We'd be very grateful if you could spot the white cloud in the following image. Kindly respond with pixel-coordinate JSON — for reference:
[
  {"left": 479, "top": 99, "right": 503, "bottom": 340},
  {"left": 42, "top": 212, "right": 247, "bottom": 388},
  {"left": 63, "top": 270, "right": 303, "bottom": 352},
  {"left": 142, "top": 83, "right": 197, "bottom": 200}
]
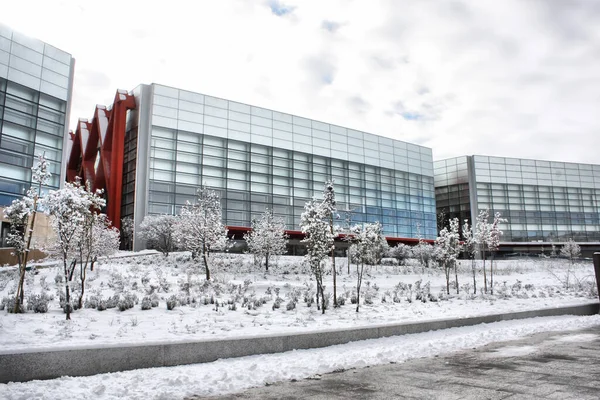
[{"left": 3, "top": 0, "right": 600, "bottom": 164}]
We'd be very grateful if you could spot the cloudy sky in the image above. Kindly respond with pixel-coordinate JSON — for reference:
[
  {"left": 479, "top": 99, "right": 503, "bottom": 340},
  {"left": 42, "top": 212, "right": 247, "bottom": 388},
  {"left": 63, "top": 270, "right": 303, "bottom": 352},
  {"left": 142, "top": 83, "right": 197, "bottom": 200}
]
[{"left": 3, "top": 0, "right": 600, "bottom": 164}]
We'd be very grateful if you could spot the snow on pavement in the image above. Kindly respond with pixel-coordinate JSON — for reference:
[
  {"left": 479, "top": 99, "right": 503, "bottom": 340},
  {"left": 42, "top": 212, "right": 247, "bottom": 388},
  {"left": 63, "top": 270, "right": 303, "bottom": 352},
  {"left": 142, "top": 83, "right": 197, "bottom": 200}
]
[{"left": 2, "top": 314, "right": 599, "bottom": 400}]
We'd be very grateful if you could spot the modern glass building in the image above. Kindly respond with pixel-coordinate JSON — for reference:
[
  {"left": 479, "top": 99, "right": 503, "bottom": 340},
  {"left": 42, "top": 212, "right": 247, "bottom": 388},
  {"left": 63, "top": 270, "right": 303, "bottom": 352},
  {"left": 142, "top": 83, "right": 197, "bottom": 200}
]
[
  {"left": 99, "top": 84, "right": 437, "bottom": 251},
  {"left": 0, "top": 24, "right": 75, "bottom": 250},
  {"left": 435, "top": 155, "right": 600, "bottom": 252}
]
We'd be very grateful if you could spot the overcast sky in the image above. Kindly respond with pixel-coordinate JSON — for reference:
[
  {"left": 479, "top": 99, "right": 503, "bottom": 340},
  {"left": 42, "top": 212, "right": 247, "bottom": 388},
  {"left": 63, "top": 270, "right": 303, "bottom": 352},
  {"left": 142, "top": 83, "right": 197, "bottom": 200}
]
[{"left": 3, "top": 0, "right": 600, "bottom": 164}]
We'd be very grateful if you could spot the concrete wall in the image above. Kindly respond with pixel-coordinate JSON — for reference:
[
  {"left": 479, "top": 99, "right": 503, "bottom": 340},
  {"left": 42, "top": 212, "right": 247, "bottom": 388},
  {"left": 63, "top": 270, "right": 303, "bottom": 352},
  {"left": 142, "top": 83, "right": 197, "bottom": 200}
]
[{"left": 1, "top": 302, "right": 598, "bottom": 384}]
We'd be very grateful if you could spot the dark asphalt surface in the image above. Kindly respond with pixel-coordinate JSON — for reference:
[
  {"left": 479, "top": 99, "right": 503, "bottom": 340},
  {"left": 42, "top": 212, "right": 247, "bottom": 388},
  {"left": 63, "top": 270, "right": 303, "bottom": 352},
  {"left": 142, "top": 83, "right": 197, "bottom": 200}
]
[{"left": 193, "top": 324, "right": 600, "bottom": 400}]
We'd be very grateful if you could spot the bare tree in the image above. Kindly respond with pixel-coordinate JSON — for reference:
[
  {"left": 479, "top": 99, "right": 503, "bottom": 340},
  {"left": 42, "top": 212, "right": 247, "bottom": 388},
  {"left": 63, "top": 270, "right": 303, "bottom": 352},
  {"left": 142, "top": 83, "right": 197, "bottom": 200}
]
[
  {"left": 475, "top": 209, "right": 491, "bottom": 293},
  {"left": 44, "top": 180, "right": 104, "bottom": 320},
  {"left": 3, "top": 154, "right": 51, "bottom": 313},
  {"left": 139, "top": 215, "right": 178, "bottom": 256},
  {"left": 120, "top": 216, "right": 134, "bottom": 251},
  {"left": 351, "top": 222, "right": 384, "bottom": 312},
  {"left": 300, "top": 198, "right": 333, "bottom": 314},
  {"left": 487, "top": 212, "right": 507, "bottom": 295},
  {"left": 244, "top": 209, "right": 288, "bottom": 272},
  {"left": 175, "top": 186, "right": 228, "bottom": 280},
  {"left": 560, "top": 238, "right": 581, "bottom": 265},
  {"left": 462, "top": 219, "right": 478, "bottom": 294},
  {"left": 435, "top": 218, "right": 462, "bottom": 295}
]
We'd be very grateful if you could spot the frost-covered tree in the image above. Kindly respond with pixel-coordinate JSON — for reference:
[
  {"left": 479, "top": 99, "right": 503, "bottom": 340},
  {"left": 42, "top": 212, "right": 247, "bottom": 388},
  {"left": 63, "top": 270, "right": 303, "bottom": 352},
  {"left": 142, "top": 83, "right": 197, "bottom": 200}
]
[
  {"left": 388, "top": 243, "right": 411, "bottom": 265},
  {"left": 435, "top": 218, "right": 462, "bottom": 295},
  {"left": 487, "top": 212, "right": 506, "bottom": 295},
  {"left": 3, "top": 154, "right": 51, "bottom": 313},
  {"left": 340, "top": 204, "right": 356, "bottom": 274},
  {"left": 175, "top": 186, "right": 228, "bottom": 280},
  {"left": 90, "top": 214, "right": 120, "bottom": 269},
  {"left": 411, "top": 223, "right": 433, "bottom": 271},
  {"left": 462, "top": 219, "right": 478, "bottom": 294},
  {"left": 139, "top": 214, "right": 178, "bottom": 256},
  {"left": 560, "top": 238, "right": 581, "bottom": 265},
  {"left": 321, "top": 181, "right": 340, "bottom": 306},
  {"left": 351, "top": 222, "right": 384, "bottom": 312},
  {"left": 300, "top": 198, "right": 333, "bottom": 314},
  {"left": 244, "top": 209, "right": 288, "bottom": 271},
  {"left": 120, "top": 216, "right": 134, "bottom": 251},
  {"left": 75, "top": 210, "right": 119, "bottom": 308},
  {"left": 44, "top": 180, "right": 104, "bottom": 320},
  {"left": 475, "top": 209, "right": 491, "bottom": 293}
]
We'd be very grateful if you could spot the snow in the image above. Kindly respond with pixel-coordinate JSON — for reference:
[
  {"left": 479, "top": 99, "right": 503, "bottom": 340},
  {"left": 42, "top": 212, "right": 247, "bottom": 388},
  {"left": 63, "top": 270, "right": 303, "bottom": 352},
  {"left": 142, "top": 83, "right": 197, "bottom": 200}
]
[
  {"left": 0, "top": 254, "right": 597, "bottom": 354},
  {"left": 485, "top": 345, "right": 538, "bottom": 357},
  {"left": 1, "top": 314, "right": 599, "bottom": 399},
  {"left": 554, "top": 333, "right": 598, "bottom": 343}
]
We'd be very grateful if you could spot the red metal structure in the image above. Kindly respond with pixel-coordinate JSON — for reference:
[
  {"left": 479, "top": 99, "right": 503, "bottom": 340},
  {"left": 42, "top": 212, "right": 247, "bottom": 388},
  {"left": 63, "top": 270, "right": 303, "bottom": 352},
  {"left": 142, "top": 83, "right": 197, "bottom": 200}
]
[{"left": 66, "top": 90, "right": 136, "bottom": 230}]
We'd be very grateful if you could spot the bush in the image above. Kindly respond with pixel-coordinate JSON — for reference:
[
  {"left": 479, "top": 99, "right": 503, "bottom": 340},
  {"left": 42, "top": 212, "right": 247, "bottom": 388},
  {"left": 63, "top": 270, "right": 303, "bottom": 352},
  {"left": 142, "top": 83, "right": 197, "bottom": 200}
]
[
  {"left": 97, "top": 300, "right": 107, "bottom": 311},
  {"left": 166, "top": 295, "right": 178, "bottom": 310},
  {"left": 117, "top": 293, "right": 138, "bottom": 312},
  {"left": 141, "top": 296, "right": 153, "bottom": 310},
  {"left": 1, "top": 296, "right": 17, "bottom": 313},
  {"left": 27, "top": 293, "right": 53, "bottom": 313}
]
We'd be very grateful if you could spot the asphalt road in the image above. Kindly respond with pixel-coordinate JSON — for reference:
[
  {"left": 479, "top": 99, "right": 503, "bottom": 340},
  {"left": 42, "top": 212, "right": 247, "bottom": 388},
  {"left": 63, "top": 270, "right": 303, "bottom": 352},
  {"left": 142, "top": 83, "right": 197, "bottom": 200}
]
[{"left": 194, "top": 324, "right": 600, "bottom": 400}]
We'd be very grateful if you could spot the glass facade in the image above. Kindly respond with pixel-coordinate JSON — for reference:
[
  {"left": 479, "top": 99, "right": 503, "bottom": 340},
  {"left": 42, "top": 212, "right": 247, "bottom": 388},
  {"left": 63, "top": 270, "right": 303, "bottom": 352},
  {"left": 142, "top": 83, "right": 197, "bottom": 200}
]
[
  {"left": 0, "top": 24, "right": 74, "bottom": 206},
  {"left": 134, "top": 84, "right": 437, "bottom": 241},
  {"left": 435, "top": 155, "right": 600, "bottom": 242}
]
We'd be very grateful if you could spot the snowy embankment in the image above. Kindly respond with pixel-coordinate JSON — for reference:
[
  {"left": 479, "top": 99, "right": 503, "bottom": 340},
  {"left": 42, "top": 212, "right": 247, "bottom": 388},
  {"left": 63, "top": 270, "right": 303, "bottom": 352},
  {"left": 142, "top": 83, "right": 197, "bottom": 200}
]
[
  {"left": 1, "top": 314, "right": 599, "bottom": 400},
  {"left": 0, "top": 253, "right": 598, "bottom": 353}
]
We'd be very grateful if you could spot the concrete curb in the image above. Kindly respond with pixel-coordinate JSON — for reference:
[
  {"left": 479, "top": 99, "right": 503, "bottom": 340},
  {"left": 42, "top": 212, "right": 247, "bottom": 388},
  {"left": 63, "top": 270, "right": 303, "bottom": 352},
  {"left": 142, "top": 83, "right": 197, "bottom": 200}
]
[{"left": 1, "top": 302, "right": 598, "bottom": 384}]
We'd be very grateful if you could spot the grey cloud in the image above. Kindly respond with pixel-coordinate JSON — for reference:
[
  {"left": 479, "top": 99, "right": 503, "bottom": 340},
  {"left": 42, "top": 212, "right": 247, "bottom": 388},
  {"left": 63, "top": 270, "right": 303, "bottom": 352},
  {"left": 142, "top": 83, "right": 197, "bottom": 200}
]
[
  {"left": 347, "top": 96, "right": 371, "bottom": 114},
  {"left": 304, "top": 55, "right": 336, "bottom": 86},
  {"left": 370, "top": 55, "right": 409, "bottom": 70},
  {"left": 321, "top": 20, "right": 341, "bottom": 33}
]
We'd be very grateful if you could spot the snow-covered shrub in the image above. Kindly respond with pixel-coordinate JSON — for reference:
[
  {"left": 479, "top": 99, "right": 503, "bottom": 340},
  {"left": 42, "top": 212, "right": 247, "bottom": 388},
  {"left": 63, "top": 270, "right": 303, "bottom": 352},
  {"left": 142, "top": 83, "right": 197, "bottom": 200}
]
[
  {"left": 178, "top": 294, "right": 190, "bottom": 306},
  {"left": 380, "top": 258, "right": 398, "bottom": 266},
  {"left": 414, "top": 281, "right": 431, "bottom": 303},
  {"left": 1, "top": 296, "right": 16, "bottom": 312},
  {"left": 106, "top": 294, "right": 120, "bottom": 309},
  {"left": 108, "top": 272, "right": 125, "bottom": 294},
  {"left": 151, "top": 294, "right": 160, "bottom": 307},
  {"left": 117, "top": 293, "right": 138, "bottom": 311},
  {"left": 166, "top": 295, "right": 178, "bottom": 310},
  {"left": 140, "top": 296, "right": 153, "bottom": 310},
  {"left": 272, "top": 297, "right": 283, "bottom": 310},
  {"left": 39, "top": 276, "right": 50, "bottom": 291},
  {"left": 26, "top": 292, "right": 52, "bottom": 313},
  {"left": 97, "top": 300, "right": 107, "bottom": 311}
]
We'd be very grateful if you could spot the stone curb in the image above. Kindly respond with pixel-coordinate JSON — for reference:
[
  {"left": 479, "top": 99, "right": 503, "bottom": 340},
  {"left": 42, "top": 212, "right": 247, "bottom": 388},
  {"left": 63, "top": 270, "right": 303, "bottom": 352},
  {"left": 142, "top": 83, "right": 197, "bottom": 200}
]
[{"left": 1, "top": 302, "right": 598, "bottom": 384}]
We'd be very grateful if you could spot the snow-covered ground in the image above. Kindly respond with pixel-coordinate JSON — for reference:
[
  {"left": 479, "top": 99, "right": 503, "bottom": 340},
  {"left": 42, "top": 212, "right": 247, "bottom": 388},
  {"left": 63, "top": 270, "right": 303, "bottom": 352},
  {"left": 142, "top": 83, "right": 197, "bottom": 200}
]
[
  {"left": 1, "top": 314, "right": 599, "bottom": 399},
  {"left": 0, "top": 253, "right": 598, "bottom": 353}
]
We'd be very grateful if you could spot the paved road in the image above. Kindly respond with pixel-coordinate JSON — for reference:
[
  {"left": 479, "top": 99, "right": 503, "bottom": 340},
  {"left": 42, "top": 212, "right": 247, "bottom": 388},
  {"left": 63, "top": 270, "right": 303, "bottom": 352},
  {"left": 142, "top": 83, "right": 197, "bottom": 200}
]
[{"left": 195, "top": 325, "right": 600, "bottom": 399}]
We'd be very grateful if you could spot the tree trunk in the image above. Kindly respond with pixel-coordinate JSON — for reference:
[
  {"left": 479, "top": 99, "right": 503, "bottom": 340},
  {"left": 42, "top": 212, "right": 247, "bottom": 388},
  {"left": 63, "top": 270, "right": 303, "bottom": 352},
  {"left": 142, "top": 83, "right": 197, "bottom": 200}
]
[
  {"left": 482, "top": 250, "right": 488, "bottom": 294},
  {"left": 265, "top": 251, "right": 269, "bottom": 272},
  {"left": 356, "top": 262, "right": 363, "bottom": 312},
  {"left": 320, "top": 281, "right": 326, "bottom": 314},
  {"left": 445, "top": 263, "right": 450, "bottom": 295},
  {"left": 471, "top": 258, "right": 477, "bottom": 295},
  {"left": 347, "top": 250, "right": 350, "bottom": 274},
  {"left": 454, "top": 261, "right": 459, "bottom": 295},
  {"left": 316, "top": 279, "right": 320, "bottom": 311},
  {"left": 332, "top": 248, "right": 337, "bottom": 307},
  {"left": 63, "top": 256, "right": 71, "bottom": 320},
  {"left": 490, "top": 254, "right": 494, "bottom": 295},
  {"left": 202, "top": 243, "right": 210, "bottom": 280}
]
